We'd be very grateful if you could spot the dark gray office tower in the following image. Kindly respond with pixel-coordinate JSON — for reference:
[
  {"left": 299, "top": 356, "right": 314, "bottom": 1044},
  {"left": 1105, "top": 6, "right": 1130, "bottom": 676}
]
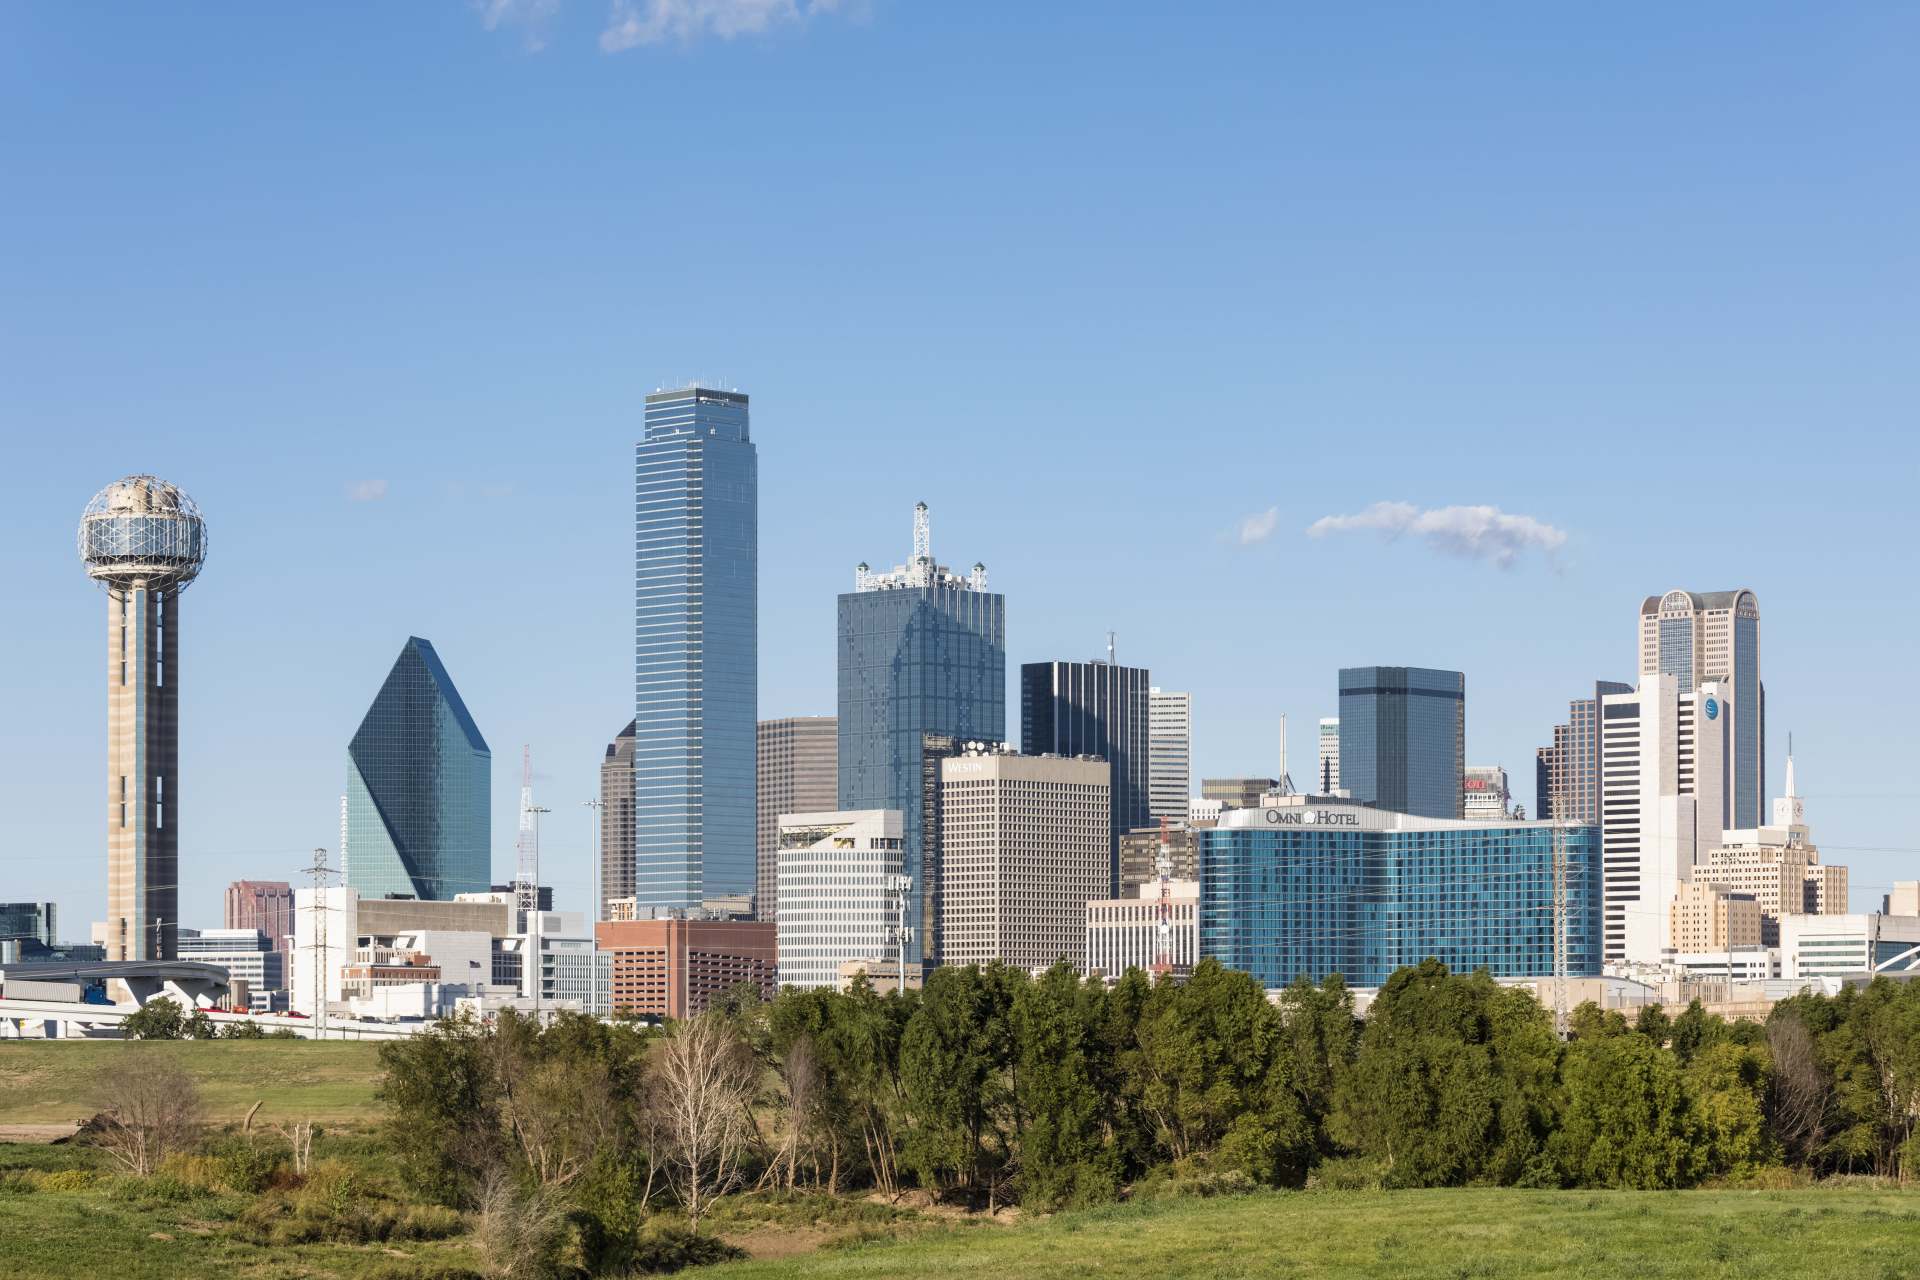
[
  {"left": 599, "top": 720, "right": 636, "bottom": 922},
  {"left": 839, "top": 504, "right": 1004, "bottom": 963},
  {"left": 1021, "top": 659, "right": 1149, "bottom": 892},
  {"left": 1337, "top": 666, "right": 1466, "bottom": 819},
  {"left": 1536, "top": 681, "right": 1633, "bottom": 823}
]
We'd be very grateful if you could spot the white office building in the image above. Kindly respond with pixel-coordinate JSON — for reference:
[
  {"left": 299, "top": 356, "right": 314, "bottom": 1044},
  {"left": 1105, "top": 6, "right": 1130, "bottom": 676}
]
[
  {"left": 940, "top": 750, "right": 1110, "bottom": 971},
  {"left": 1600, "top": 674, "right": 1728, "bottom": 966},
  {"left": 1148, "top": 689, "right": 1192, "bottom": 824},
  {"left": 1086, "top": 879, "right": 1198, "bottom": 977},
  {"left": 775, "top": 809, "right": 904, "bottom": 990},
  {"left": 492, "top": 910, "right": 597, "bottom": 1011},
  {"left": 1780, "top": 913, "right": 1920, "bottom": 981},
  {"left": 177, "top": 928, "right": 284, "bottom": 1010},
  {"left": 1463, "top": 765, "right": 1510, "bottom": 822}
]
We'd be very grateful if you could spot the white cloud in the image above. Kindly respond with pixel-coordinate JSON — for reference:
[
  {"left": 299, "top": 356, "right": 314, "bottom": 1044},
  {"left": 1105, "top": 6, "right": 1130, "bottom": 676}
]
[
  {"left": 475, "top": 0, "right": 562, "bottom": 50},
  {"left": 1306, "top": 501, "right": 1567, "bottom": 569},
  {"left": 600, "top": 0, "right": 842, "bottom": 50},
  {"left": 1237, "top": 506, "right": 1281, "bottom": 545},
  {"left": 347, "top": 479, "right": 389, "bottom": 503}
]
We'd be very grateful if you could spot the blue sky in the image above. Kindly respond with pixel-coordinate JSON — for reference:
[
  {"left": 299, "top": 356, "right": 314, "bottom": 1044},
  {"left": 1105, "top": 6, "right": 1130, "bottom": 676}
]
[{"left": 2, "top": 3, "right": 1915, "bottom": 931}]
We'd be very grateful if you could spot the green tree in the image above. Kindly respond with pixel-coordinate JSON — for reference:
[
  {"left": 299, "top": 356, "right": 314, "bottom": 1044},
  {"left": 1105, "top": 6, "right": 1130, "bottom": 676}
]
[
  {"left": 122, "top": 996, "right": 187, "bottom": 1040},
  {"left": 1134, "top": 959, "right": 1312, "bottom": 1185},
  {"left": 900, "top": 964, "right": 1020, "bottom": 1203},
  {"left": 1552, "top": 1032, "right": 1701, "bottom": 1188},
  {"left": 1330, "top": 960, "right": 1507, "bottom": 1186},
  {"left": 1633, "top": 1004, "right": 1672, "bottom": 1045},
  {"left": 1276, "top": 974, "right": 1357, "bottom": 1159},
  {"left": 376, "top": 1012, "right": 508, "bottom": 1205},
  {"left": 1567, "top": 1001, "right": 1628, "bottom": 1041},
  {"left": 1669, "top": 1000, "right": 1727, "bottom": 1066},
  {"left": 1013, "top": 962, "right": 1118, "bottom": 1208},
  {"left": 1686, "top": 1039, "right": 1777, "bottom": 1178}
]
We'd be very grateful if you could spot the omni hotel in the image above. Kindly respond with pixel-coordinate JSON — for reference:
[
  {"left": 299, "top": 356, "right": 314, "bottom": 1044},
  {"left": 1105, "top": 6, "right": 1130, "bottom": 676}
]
[{"left": 1198, "top": 795, "right": 1602, "bottom": 989}]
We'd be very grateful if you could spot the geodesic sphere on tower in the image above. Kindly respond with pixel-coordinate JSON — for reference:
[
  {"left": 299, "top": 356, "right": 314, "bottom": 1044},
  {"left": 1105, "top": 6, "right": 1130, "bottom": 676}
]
[{"left": 77, "top": 475, "right": 209, "bottom": 591}]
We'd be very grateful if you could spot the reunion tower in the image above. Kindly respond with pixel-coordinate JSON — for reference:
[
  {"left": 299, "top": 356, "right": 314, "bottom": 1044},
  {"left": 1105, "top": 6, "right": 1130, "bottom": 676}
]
[{"left": 78, "top": 476, "right": 208, "bottom": 961}]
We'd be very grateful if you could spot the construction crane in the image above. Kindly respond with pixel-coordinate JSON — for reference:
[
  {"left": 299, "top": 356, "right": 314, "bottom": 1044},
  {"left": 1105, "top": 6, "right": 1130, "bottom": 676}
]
[{"left": 1151, "top": 816, "right": 1175, "bottom": 978}]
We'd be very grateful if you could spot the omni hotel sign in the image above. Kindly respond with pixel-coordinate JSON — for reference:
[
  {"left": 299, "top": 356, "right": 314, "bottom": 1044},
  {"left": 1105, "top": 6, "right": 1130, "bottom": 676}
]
[{"left": 1260, "top": 808, "right": 1361, "bottom": 827}]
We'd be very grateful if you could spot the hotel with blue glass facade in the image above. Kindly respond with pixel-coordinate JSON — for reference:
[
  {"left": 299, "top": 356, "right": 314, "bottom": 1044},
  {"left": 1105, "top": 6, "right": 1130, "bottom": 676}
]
[
  {"left": 1337, "top": 666, "right": 1465, "bottom": 820},
  {"left": 634, "top": 387, "right": 758, "bottom": 912},
  {"left": 839, "top": 504, "right": 1004, "bottom": 964},
  {"left": 346, "top": 637, "right": 491, "bottom": 901},
  {"left": 1197, "top": 798, "right": 1600, "bottom": 989}
]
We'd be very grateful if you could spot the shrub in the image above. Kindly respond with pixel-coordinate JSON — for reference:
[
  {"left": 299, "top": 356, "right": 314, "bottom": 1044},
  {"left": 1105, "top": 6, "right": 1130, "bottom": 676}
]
[
  {"left": 1305, "top": 1156, "right": 1388, "bottom": 1192},
  {"left": 1131, "top": 1157, "right": 1259, "bottom": 1202},
  {"left": 623, "top": 1224, "right": 747, "bottom": 1272}
]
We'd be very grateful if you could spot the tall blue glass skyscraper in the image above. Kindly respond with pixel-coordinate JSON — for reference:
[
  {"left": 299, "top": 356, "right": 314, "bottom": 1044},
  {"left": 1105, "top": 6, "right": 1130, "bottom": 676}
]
[
  {"left": 839, "top": 504, "right": 1004, "bottom": 961},
  {"left": 1197, "top": 802, "right": 1601, "bottom": 988},
  {"left": 634, "top": 386, "right": 758, "bottom": 911},
  {"left": 1338, "top": 666, "right": 1466, "bottom": 819},
  {"left": 346, "top": 637, "right": 491, "bottom": 900}
]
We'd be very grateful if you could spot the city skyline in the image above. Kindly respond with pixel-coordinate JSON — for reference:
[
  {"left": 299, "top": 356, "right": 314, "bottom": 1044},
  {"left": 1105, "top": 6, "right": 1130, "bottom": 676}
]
[{"left": 4, "top": 6, "right": 1916, "bottom": 932}]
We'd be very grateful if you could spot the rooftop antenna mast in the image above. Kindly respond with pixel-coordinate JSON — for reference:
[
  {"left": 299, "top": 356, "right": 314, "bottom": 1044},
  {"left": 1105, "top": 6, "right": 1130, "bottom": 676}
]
[
  {"left": 515, "top": 748, "right": 550, "bottom": 1018},
  {"left": 1277, "top": 713, "right": 1295, "bottom": 795},
  {"left": 1107, "top": 630, "right": 1115, "bottom": 664}
]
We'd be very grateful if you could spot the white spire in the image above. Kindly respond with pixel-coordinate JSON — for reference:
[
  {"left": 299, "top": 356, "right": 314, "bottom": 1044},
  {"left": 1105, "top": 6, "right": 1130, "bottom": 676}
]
[{"left": 1771, "top": 733, "right": 1805, "bottom": 830}]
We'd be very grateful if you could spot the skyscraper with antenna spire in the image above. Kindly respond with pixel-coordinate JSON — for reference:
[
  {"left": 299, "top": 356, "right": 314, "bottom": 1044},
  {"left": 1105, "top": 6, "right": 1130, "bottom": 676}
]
[{"left": 841, "top": 502, "right": 1004, "bottom": 963}]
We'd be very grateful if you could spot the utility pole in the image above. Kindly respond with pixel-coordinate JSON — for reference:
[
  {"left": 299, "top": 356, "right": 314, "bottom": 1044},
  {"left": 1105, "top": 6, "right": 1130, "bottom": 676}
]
[
  {"left": 584, "top": 798, "right": 602, "bottom": 1019},
  {"left": 305, "top": 847, "right": 333, "bottom": 1040}
]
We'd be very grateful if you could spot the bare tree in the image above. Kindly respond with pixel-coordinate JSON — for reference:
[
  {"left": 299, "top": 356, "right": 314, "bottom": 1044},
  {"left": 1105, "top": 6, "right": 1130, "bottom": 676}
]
[
  {"left": 654, "top": 1013, "right": 759, "bottom": 1225},
  {"left": 92, "top": 1056, "right": 203, "bottom": 1176},
  {"left": 758, "top": 1035, "right": 822, "bottom": 1192},
  {"left": 503, "top": 1057, "right": 616, "bottom": 1189},
  {"left": 474, "top": 1165, "right": 567, "bottom": 1279},
  {"left": 1767, "top": 1013, "right": 1831, "bottom": 1166},
  {"left": 278, "top": 1119, "right": 316, "bottom": 1176}
]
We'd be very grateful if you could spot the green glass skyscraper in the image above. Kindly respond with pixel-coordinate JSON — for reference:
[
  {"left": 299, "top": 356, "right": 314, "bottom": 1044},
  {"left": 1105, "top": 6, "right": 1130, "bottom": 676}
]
[{"left": 345, "top": 637, "right": 491, "bottom": 900}]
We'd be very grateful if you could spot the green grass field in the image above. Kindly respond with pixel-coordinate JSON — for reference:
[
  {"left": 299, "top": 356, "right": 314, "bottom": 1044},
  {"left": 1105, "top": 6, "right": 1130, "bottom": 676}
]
[
  {"left": 0, "top": 1040, "right": 386, "bottom": 1127},
  {"left": 705, "top": 1187, "right": 1920, "bottom": 1280}
]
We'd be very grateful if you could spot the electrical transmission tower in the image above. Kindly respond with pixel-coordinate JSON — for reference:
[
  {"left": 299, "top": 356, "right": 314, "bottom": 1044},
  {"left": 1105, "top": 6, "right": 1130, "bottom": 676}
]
[
  {"left": 305, "top": 846, "right": 334, "bottom": 1040},
  {"left": 1152, "top": 817, "right": 1175, "bottom": 978}
]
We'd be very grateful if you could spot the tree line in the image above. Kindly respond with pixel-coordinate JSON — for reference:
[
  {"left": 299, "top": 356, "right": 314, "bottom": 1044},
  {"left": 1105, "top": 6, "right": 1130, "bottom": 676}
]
[{"left": 376, "top": 956, "right": 1920, "bottom": 1256}]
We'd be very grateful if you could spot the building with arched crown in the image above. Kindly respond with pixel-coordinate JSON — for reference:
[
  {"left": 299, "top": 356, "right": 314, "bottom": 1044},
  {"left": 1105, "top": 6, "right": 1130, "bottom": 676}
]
[{"left": 1638, "top": 588, "right": 1763, "bottom": 829}]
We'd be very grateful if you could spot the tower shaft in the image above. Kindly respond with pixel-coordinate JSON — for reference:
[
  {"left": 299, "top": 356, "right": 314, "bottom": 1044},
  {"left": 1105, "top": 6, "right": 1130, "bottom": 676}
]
[{"left": 106, "top": 583, "right": 178, "bottom": 961}]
